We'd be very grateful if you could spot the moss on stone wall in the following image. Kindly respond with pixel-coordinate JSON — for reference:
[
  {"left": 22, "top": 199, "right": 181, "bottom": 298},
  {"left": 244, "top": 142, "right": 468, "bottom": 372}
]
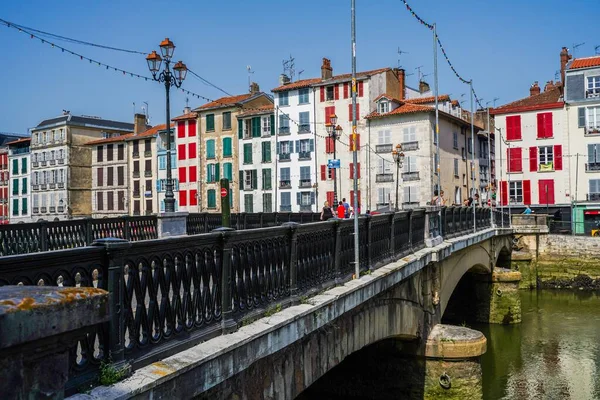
[{"left": 424, "top": 359, "right": 483, "bottom": 400}]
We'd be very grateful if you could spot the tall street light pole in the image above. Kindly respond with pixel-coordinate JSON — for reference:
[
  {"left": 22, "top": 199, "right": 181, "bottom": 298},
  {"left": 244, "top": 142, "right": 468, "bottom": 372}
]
[
  {"left": 146, "top": 38, "right": 187, "bottom": 213},
  {"left": 351, "top": 0, "right": 360, "bottom": 280},
  {"left": 326, "top": 115, "right": 341, "bottom": 205},
  {"left": 392, "top": 144, "right": 405, "bottom": 211},
  {"left": 469, "top": 81, "right": 476, "bottom": 232}
]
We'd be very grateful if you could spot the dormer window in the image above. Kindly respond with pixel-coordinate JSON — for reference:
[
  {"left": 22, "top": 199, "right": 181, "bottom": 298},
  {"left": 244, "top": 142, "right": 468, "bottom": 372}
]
[
  {"left": 378, "top": 101, "right": 389, "bottom": 114},
  {"left": 587, "top": 76, "right": 600, "bottom": 98}
]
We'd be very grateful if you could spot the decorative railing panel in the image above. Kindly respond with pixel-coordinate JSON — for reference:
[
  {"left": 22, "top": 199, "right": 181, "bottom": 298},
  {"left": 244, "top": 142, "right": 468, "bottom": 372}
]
[
  {"left": 411, "top": 209, "right": 426, "bottom": 250},
  {"left": 296, "top": 222, "right": 336, "bottom": 291},
  {"left": 393, "top": 211, "right": 411, "bottom": 256},
  {"left": 369, "top": 214, "right": 392, "bottom": 267}
]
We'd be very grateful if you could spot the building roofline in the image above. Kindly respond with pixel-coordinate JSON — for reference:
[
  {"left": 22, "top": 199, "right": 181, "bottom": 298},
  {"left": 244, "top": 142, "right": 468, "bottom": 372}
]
[{"left": 490, "top": 102, "right": 564, "bottom": 115}]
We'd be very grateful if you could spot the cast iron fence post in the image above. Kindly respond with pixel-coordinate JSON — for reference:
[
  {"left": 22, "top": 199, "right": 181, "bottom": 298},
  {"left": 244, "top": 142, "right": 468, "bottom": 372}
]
[
  {"left": 366, "top": 214, "right": 373, "bottom": 270},
  {"left": 282, "top": 222, "right": 299, "bottom": 300},
  {"left": 259, "top": 212, "right": 264, "bottom": 228},
  {"left": 407, "top": 210, "right": 413, "bottom": 249},
  {"left": 333, "top": 220, "right": 342, "bottom": 284},
  {"left": 123, "top": 216, "right": 131, "bottom": 241},
  {"left": 40, "top": 221, "right": 48, "bottom": 252},
  {"left": 92, "top": 238, "right": 131, "bottom": 370},
  {"left": 389, "top": 212, "right": 396, "bottom": 258},
  {"left": 213, "top": 227, "right": 237, "bottom": 334},
  {"left": 84, "top": 217, "right": 93, "bottom": 245}
]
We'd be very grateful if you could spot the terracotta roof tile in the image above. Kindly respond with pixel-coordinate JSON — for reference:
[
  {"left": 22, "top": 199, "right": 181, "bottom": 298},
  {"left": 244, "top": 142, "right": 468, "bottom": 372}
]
[
  {"left": 404, "top": 95, "right": 451, "bottom": 104},
  {"left": 491, "top": 88, "right": 562, "bottom": 115},
  {"left": 5, "top": 137, "right": 31, "bottom": 146},
  {"left": 172, "top": 112, "right": 198, "bottom": 121},
  {"left": 131, "top": 123, "right": 173, "bottom": 139},
  {"left": 86, "top": 133, "right": 133, "bottom": 145},
  {"left": 272, "top": 67, "right": 391, "bottom": 92},
  {"left": 374, "top": 93, "right": 402, "bottom": 103},
  {"left": 366, "top": 103, "right": 435, "bottom": 119},
  {"left": 569, "top": 56, "right": 600, "bottom": 70},
  {"left": 194, "top": 93, "right": 254, "bottom": 111},
  {"left": 238, "top": 104, "right": 274, "bottom": 118}
]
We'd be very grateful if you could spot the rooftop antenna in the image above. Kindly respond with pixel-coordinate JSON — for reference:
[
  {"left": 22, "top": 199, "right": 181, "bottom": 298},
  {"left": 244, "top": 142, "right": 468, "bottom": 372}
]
[
  {"left": 595, "top": 45, "right": 600, "bottom": 55},
  {"left": 298, "top": 69, "right": 305, "bottom": 79},
  {"left": 572, "top": 42, "right": 585, "bottom": 57},
  {"left": 185, "top": 97, "right": 189, "bottom": 108},
  {"left": 555, "top": 70, "right": 561, "bottom": 82},
  {"left": 246, "top": 65, "right": 254, "bottom": 91},
  {"left": 143, "top": 101, "right": 149, "bottom": 124},
  {"left": 133, "top": 102, "right": 136, "bottom": 116},
  {"left": 460, "top": 93, "right": 466, "bottom": 107},
  {"left": 397, "top": 48, "right": 409, "bottom": 69},
  {"left": 283, "top": 55, "right": 295, "bottom": 82},
  {"left": 415, "top": 65, "right": 424, "bottom": 82}
]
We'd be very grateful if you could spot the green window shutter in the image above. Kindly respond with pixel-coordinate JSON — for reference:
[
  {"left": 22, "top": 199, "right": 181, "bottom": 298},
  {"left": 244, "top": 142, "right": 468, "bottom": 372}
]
[
  {"left": 270, "top": 115, "right": 275, "bottom": 136},
  {"left": 22, "top": 198, "right": 27, "bottom": 214},
  {"left": 12, "top": 159, "right": 18, "bottom": 175},
  {"left": 252, "top": 170, "right": 257, "bottom": 189},
  {"left": 215, "top": 163, "right": 220, "bottom": 181},
  {"left": 206, "top": 114, "right": 215, "bottom": 131},
  {"left": 12, "top": 179, "right": 18, "bottom": 195},
  {"left": 22, "top": 178, "right": 27, "bottom": 194},
  {"left": 254, "top": 117, "right": 262, "bottom": 137},
  {"left": 238, "top": 119, "right": 244, "bottom": 138},
  {"left": 239, "top": 170, "right": 244, "bottom": 190},
  {"left": 12, "top": 199, "right": 18, "bottom": 215},
  {"left": 264, "top": 168, "right": 272, "bottom": 189},
  {"left": 265, "top": 142, "right": 271, "bottom": 162},
  {"left": 244, "top": 143, "right": 252, "bottom": 164},
  {"left": 206, "top": 165, "right": 212, "bottom": 182},
  {"left": 21, "top": 158, "right": 27, "bottom": 173},
  {"left": 207, "top": 189, "right": 216, "bottom": 208},
  {"left": 223, "top": 138, "right": 232, "bottom": 157},
  {"left": 207, "top": 140, "right": 215, "bottom": 158}
]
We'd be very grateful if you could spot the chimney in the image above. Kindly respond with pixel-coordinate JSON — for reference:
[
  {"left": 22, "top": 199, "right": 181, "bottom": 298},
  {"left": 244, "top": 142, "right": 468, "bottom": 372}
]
[
  {"left": 249, "top": 82, "right": 260, "bottom": 94},
  {"left": 397, "top": 68, "right": 406, "bottom": 100},
  {"left": 560, "top": 46, "right": 572, "bottom": 87},
  {"left": 279, "top": 74, "right": 290, "bottom": 86},
  {"left": 321, "top": 58, "right": 333, "bottom": 80},
  {"left": 183, "top": 106, "right": 191, "bottom": 114},
  {"left": 544, "top": 80, "right": 555, "bottom": 92},
  {"left": 419, "top": 80, "right": 430, "bottom": 94},
  {"left": 134, "top": 113, "right": 146, "bottom": 135},
  {"left": 530, "top": 81, "right": 540, "bottom": 96}
]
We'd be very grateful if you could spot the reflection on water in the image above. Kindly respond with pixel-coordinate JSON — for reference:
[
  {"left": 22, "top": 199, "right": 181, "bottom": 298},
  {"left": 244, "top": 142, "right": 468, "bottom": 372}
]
[{"left": 478, "top": 290, "right": 600, "bottom": 400}]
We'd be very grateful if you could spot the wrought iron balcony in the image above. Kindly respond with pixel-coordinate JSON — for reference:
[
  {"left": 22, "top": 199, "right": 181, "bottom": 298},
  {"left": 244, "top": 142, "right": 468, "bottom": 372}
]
[
  {"left": 133, "top": 171, "right": 140, "bottom": 178},
  {"left": 402, "top": 171, "right": 420, "bottom": 181},
  {"left": 41, "top": 207, "right": 47, "bottom": 213},
  {"left": 279, "top": 153, "right": 291, "bottom": 161},
  {"left": 50, "top": 160, "right": 56, "bottom": 165},
  {"left": 144, "top": 151, "right": 152, "bottom": 157},
  {"left": 279, "top": 180, "right": 291, "bottom": 189},
  {"left": 33, "top": 184, "right": 39, "bottom": 190},
  {"left": 132, "top": 151, "right": 140, "bottom": 158},
  {"left": 58, "top": 159, "right": 65, "bottom": 165},
  {"left": 144, "top": 170, "right": 152, "bottom": 177},
  {"left": 298, "top": 124, "right": 311, "bottom": 134},
  {"left": 585, "top": 162, "right": 600, "bottom": 172},
  {"left": 32, "top": 162, "right": 39, "bottom": 167},
  {"left": 585, "top": 127, "right": 600, "bottom": 136},
  {"left": 33, "top": 207, "right": 39, "bottom": 213},
  {"left": 279, "top": 126, "right": 290, "bottom": 135},
  {"left": 376, "top": 173, "right": 394, "bottom": 182},
  {"left": 49, "top": 183, "right": 56, "bottom": 189},
  {"left": 57, "top": 206, "right": 64, "bottom": 213},
  {"left": 299, "top": 205, "right": 312, "bottom": 212},
  {"left": 299, "top": 179, "right": 312, "bottom": 188},
  {"left": 375, "top": 144, "right": 393, "bottom": 153},
  {"left": 133, "top": 210, "right": 140, "bottom": 216},
  {"left": 40, "top": 184, "right": 47, "bottom": 190},
  {"left": 49, "top": 206, "right": 56, "bottom": 213},
  {"left": 280, "top": 205, "right": 292, "bottom": 211},
  {"left": 145, "top": 210, "right": 153, "bottom": 216},
  {"left": 133, "top": 191, "right": 140, "bottom": 198},
  {"left": 41, "top": 161, "right": 47, "bottom": 166},
  {"left": 262, "top": 127, "right": 271, "bottom": 136},
  {"left": 298, "top": 151, "right": 311, "bottom": 160},
  {"left": 57, "top": 182, "right": 65, "bottom": 189},
  {"left": 587, "top": 193, "right": 600, "bottom": 201},
  {"left": 586, "top": 90, "right": 600, "bottom": 99},
  {"left": 402, "top": 141, "right": 419, "bottom": 151}
]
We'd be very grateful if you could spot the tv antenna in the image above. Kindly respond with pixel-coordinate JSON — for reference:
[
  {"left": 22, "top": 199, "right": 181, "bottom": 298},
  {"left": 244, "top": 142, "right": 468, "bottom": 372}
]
[
  {"left": 298, "top": 69, "right": 305, "bottom": 79},
  {"left": 572, "top": 42, "right": 585, "bottom": 57},
  {"left": 143, "top": 101, "right": 149, "bottom": 124},
  {"left": 246, "top": 65, "right": 254, "bottom": 91},
  {"left": 283, "top": 55, "right": 295, "bottom": 82},
  {"left": 415, "top": 65, "right": 425, "bottom": 81},
  {"left": 397, "top": 48, "right": 409, "bottom": 69}
]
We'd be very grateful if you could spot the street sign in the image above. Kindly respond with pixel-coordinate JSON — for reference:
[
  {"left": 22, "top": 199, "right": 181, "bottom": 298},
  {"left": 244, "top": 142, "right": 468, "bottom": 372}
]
[
  {"left": 220, "top": 188, "right": 228, "bottom": 198},
  {"left": 327, "top": 159, "right": 340, "bottom": 169}
]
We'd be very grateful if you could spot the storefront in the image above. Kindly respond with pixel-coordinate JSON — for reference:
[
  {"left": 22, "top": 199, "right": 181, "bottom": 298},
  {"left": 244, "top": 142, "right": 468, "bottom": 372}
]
[{"left": 573, "top": 204, "right": 600, "bottom": 235}]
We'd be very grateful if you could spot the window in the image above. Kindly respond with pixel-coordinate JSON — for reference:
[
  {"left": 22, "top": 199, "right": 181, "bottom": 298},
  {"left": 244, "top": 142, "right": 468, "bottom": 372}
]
[
  {"left": 262, "top": 116, "right": 271, "bottom": 135},
  {"left": 262, "top": 168, "right": 272, "bottom": 189},
  {"left": 223, "top": 137, "right": 232, "bottom": 157},
  {"left": 279, "top": 141, "right": 292, "bottom": 159},
  {"left": 453, "top": 132, "right": 458, "bottom": 149},
  {"left": 300, "top": 166, "right": 311, "bottom": 187},
  {"left": 377, "top": 188, "right": 390, "bottom": 205},
  {"left": 587, "top": 107, "right": 600, "bottom": 131},
  {"left": 97, "top": 168, "right": 103, "bottom": 187},
  {"left": 587, "top": 76, "right": 600, "bottom": 97},
  {"left": 263, "top": 193, "right": 272, "bottom": 213},
  {"left": 12, "top": 179, "right": 18, "bottom": 195},
  {"left": 22, "top": 177, "right": 27, "bottom": 194},
  {"left": 298, "top": 191, "right": 314, "bottom": 207},
  {"left": 244, "top": 170, "right": 257, "bottom": 189},
  {"left": 509, "top": 181, "right": 523, "bottom": 204},
  {"left": 297, "top": 139, "right": 314, "bottom": 158},
  {"left": 279, "top": 114, "right": 290, "bottom": 134},
  {"left": 467, "top": 138, "right": 473, "bottom": 154},
  {"left": 243, "top": 143, "right": 253, "bottom": 164},
  {"left": 107, "top": 191, "right": 114, "bottom": 210},
  {"left": 223, "top": 162, "right": 233, "bottom": 180},
  {"left": 538, "top": 179, "right": 555, "bottom": 205},
  {"left": 537, "top": 112, "right": 553, "bottom": 138},
  {"left": 117, "top": 166, "right": 124, "bottom": 186},
  {"left": 262, "top": 141, "right": 271, "bottom": 162},
  {"left": 159, "top": 155, "right": 166, "bottom": 170},
  {"left": 378, "top": 158, "right": 392, "bottom": 174},
  {"left": 107, "top": 144, "right": 114, "bottom": 161},
  {"left": 539, "top": 146, "right": 554, "bottom": 169},
  {"left": 403, "top": 126, "right": 417, "bottom": 143},
  {"left": 12, "top": 159, "right": 17, "bottom": 175},
  {"left": 403, "top": 186, "right": 419, "bottom": 204},
  {"left": 279, "top": 92, "right": 289, "bottom": 106},
  {"left": 117, "top": 144, "right": 124, "bottom": 160},
  {"left": 12, "top": 199, "right": 18, "bottom": 216},
  {"left": 97, "top": 146, "right": 103, "bottom": 162},
  {"left": 97, "top": 192, "right": 104, "bottom": 211},
  {"left": 177, "top": 143, "right": 186, "bottom": 161},
  {"left": 188, "top": 143, "right": 197, "bottom": 159},
  {"left": 403, "top": 156, "right": 417, "bottom": 173},
  {"left": 506, "top": 115, "right": 522, "bottom": 140},
  {"left": 206, "top": 139, "right": 215, "bottom": 159},
  {"left": 243, "top": 119, "right": 252, "bottom": 139},
  {"left": 378, "top": 101, "right": 389, "bottom": 114},
  {"left": 299, "top": 88, "right": 309, "bottom": 104},
  {"left": 244, "top": 194, "right": 254, "bottom": 212},
  {"left": 348, "top": 104, "right": 360, "bottom": 121},
  {"left": 206, "top": 163, "right": 220, "bottom": 183},
  {"left": 280, "top": 192, "right": 291, "bottom": 211},
  {"left": 22, "top": 198, "right": 27, "bottom": 214},
  {"left": 454, "top": 159, "right": 459, "bottom": 177},
  {"left": 280, "top": 167, "right": 291, "bottom": 187},
  {"left": 107, "top": 167, "right": 114, "bottom": 186},
  {"left": 299, "top": 112, "right": 310, "bottom": 133},
  {"left": 222, "top": 112, "right": 232, "bottom": 130},
  {"left": 378, "top": 130, "right": 391, "bottom": 145},
  {"left": 206, "top": 114, "right": 215, "bottom": 131},
  {"left": 326, "top": 86, "right": 334, "bottom": 101},
  {"left": 590, "top": 179, "right": 600, "bottom": 198},
  {"left": 507, "top": 147, "right": 523, "bottom": 172}
]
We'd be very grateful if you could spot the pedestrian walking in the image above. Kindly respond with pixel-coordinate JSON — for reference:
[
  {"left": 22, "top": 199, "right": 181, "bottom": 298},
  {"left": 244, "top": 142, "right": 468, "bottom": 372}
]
[
  {"left": 337, "top": 201, "right": 346, "bottom": 219},
  {"left": 320, "top": 201, "right": 334, "bottom": 221}
]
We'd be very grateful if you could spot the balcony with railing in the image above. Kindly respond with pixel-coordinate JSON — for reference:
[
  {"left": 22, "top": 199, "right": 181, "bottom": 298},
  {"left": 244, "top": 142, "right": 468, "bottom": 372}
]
[
  {"left": 40, "top": 184, "right": 47, "bottom": 190},
  {"left": 586, "top": 90, "right": 600, "bottom": 99},
  {"left": 279, "top": 153, "right": 291, "bottom": 162},
  {"left": 50, "top": 160, "right": 56, "bottom": 166},
  {"left": 133, "top": 171, "right": 140, "bottom": 178},
  {"left": 375, "top": 144, "right": 393, "bottom": 153},
  {"left": 376, "top": 173, "right": 394, "bottom": 183},
  {"left": 133, "top": 191, "right": 140, "bottom": 198},
  {"left": 298, "top": 151, "right": 311, "bottom": 160},
  {"left": 279, "top": 126, "right": 290, "bottom": 135},
  {"left": 57, "top": 182, "right": 65, "bottom": 189},
  {"left": 144, "top": 170, "right": 152, "bottom": 177},
  {"left": 585, "top": 162, "right": 600, "bottom": 172},
  {"left": 41, "top": 207, "right": 47, "bottom": 213},
  {"left": 49, "top": 183, "right": 56, "bottom": 189},
  {"left": 402, "top": 141, "right": 419, "bottom": 151},
  {"left": 33, "top": 184, "right": 39, "bottom": 191},
  {"left": 538, "top": 162, "right": 554, "bottom": 172},
  {"left": 587, "top": 193, "right": 600, "bottom": 202},
  {"left": 49, "top": 206, "right": 56, "bottom": 213},
  {"left": 298, "top": 124, "right": 311, "bottom": 134},
  {"left": 280, "top": 204, "right": 292, "bottom": 211},
  {"left": 299, "top": 205, "right": 312, "bottom": 212},
  {"left": 279, "top": 180, "right": 292, "bottom": 189},
  {"left": 299, "top": 179, "right": 312, "bottom": 188},
  {"left": 144, "top": 151, "right": 152, "bottom": 157},
  {"left": 41, "top": 161, "right": 47, "bottom": 166},
  {"left": 402, "top": 171, "right": 420, "bottom": 181},
  {"left": 585, "top": 126, "right": 600, "bottom": 136},
  {"left": 57, "top": 206, "right": 64, "bottom": 213},
  {"left": 57, "top": 159, "right": 65, "bottom": 165},
  {"left": 132, "top": 151, "right": 140, "bottom": 159},
  {"left": 33, "top": 207, "right": 39, "bottom": 214}
]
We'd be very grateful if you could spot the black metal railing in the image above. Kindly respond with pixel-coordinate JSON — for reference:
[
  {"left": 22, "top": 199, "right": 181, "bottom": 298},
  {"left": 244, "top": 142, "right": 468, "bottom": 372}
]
[{"left": 0, "top": 207, "right": 493, "bottom": 394}]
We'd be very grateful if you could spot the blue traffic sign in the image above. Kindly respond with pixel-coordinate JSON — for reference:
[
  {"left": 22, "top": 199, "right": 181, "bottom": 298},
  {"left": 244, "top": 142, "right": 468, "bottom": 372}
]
[{"left": 327, "top": 159, "right": 340, "bottom": 169}]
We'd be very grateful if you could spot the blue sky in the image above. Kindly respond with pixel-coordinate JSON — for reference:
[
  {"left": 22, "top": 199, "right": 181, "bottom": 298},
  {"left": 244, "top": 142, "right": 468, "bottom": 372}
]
[{"left": 1, "top": 0, "right": 598, "bottom": 134}]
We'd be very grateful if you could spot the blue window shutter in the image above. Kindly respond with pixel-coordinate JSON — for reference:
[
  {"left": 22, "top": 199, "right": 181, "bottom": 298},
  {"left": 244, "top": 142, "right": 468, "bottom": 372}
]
[
  {"left": 215, "top": 163, "right": 220, "bottom": 181},
  {"left": 566, "top": 75, "right": 585, "bottom": 101},
  {"left": 239, "top": 170, "right": 244, "bottom": 190},
  {"left": 311, "top": 192, "right": 315, "bottom": 205},
  {"left": 276, "top": 142, "right": 280, "bottom": 155},
  {"left": 295, "top": 140, "right": 300, "bottom": 153},
  {"left": 579, "top": 107, "right": 586, "bottom": 128},
  {"left": 297, "top": 192, "right": 301, "bottom": 205},
  {"left": 310, "top": 139, "right": 314, "bottom": 152}
]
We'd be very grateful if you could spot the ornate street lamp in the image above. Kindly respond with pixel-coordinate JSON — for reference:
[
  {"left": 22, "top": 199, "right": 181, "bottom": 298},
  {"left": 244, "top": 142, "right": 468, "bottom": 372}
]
[
  {"left": 392, "top": 144, "right": 405, "bottom": 211},
  {"left": 146, "top": 38, "right": 187, "bottom": 213},
  {"left": 325, "top": 115, "right": 342, "bottom": 205}
]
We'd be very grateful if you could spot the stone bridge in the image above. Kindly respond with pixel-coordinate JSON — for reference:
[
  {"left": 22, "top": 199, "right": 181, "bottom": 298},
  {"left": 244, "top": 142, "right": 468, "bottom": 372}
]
[{"left": 75, "top": 225, "right": 515, "bottom": 399}]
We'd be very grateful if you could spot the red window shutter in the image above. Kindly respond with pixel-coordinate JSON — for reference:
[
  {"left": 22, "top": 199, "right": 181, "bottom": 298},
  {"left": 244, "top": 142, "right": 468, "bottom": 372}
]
[
  {"left": 179, "top": 190, "right": 187, "bottom": 207},
  {"left": 554, "top": 145, "right": 563, "bottom": 170},
  {"left": 508, "top": 147, "right": 522, "bottom": 172},
  {"left": 327, "top": 191, "right": 335, "bottom": 206},
  {"left": 500, "top": 181, "right": 508, "bottom": 206},
  {"left": 343, "top": 82, "right": 349, "bottom": 99},
  {"left": 177, "top": 144, "right": 186, "bottom": 160},
  {"left": 529, "top": 147, "right": 538, "bottom": 172},
  {"left": 325, "top": 137, "right": 331, "bottom": 153},
  {"left": 349, "top": 104, "right": 360, "bottom": 121},
  {"left": 331, "top": 168, "right": 336, "bottom": 180},
  {"left": 515, "top": 115, "right": 522, "bottom": 140},
  {"left": 177, "top": 122, "right": 185, "bottom": 138},
  {"left": 189, "top": 166, "right": 197, "bottom": 181},
  {"left": 188, "top": 120, "right": 197, "bottom": 137},
  {"left": 356, "top": 163, "right": 361, "bottom": 179},
  {"left": 350, "top": 191, "right": 361, "bottom": 206},
  {"left": 357, "top": 104, "right": 360, "bottom": 120},
  {"left": 358, "top": 81, "right": 364, "bottom": 97},
  {"left": 334, "top": 84, "right": 340, "bottom": 100},
  {"left": 537, "top": 113, "right": 545, "bottom": 139},
  {"left": 190, "top": 189, "right": 198, "bottom": 206},
  {"left": 506, "top": 115, "right": 522, "bottom": 140},
  {"left": 320, "top": 165, "right": 326, "bottom": 181},
  {"left": 349, "top": 104, "right": 353, "bottom": 121},
  {"left": 349, "top": 163, "right": 354, "bottom": 179},
  {"left": 178, "top": 167, "right": 187, "bottom": 183},
  {"left": 188, "top": 143, "right": 196, "bottom": 159},
  {"left": 325, "top": 106, "right": 336, "bottom": 125},
  {"left": 545, "top": 113, "right": 553, "bottom": 138},
  {"left": 523, "top": 180, "right": 531, "bottom": 205},
  {"left": 320, "top": 86, "right": 325, "bottom": 102}
]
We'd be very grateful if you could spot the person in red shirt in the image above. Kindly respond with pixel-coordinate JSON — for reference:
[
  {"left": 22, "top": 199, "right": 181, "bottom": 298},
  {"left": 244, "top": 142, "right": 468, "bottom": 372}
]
[{"left": 337, "top": 201, "right": 346, "bottom": 219}]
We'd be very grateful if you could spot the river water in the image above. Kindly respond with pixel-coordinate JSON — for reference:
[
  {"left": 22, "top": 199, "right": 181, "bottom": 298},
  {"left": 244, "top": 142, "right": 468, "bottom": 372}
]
[{"left": 478, "top": 290, "right": 600, "bottom": 400}]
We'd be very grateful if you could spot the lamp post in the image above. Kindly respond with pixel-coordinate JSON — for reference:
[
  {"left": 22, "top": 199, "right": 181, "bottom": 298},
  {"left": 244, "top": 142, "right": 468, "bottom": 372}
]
[
  {"left": 392, "top": 144, "right": 405, "bottom": 211},
  {"left": 325, "top": 114, "right": 342, "bottom": 205},
  {"left": 146, "top": 38, "right": 187, "bottom": 213}
]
